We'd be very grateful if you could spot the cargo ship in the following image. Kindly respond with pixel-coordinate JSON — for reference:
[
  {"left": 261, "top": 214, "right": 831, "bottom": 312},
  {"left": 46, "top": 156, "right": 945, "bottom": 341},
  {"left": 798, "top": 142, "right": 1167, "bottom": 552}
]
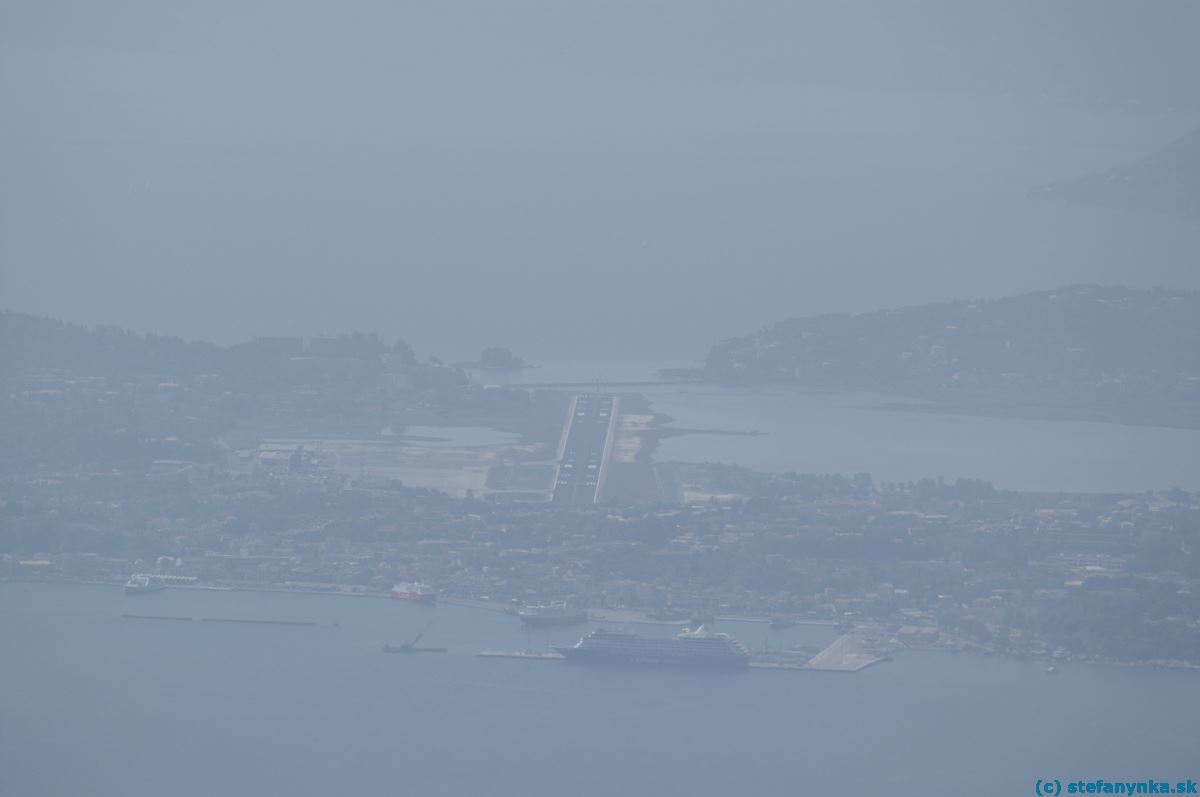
[
  {"left": 390, "top": 582, "right": 436, "bottom": 603},
  {"left": 555, "top": 626, "right": 750, "bottom": 670},
  {"left": 518, "top": 604, "right": 589, "bottom": 627}
]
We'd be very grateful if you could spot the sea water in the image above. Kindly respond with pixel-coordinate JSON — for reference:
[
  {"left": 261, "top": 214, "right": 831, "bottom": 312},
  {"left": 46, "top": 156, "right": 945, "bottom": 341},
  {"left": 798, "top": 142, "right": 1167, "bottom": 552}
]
[{"left": 2, "top": 583, "right": 1197, "bottom": 797}]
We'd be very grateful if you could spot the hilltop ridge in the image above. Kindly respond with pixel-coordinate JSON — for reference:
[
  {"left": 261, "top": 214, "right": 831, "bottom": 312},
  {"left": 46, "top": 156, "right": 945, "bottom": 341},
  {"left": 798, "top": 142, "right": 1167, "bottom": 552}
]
[
  {"left": 1034, "top": 128, "right": 1200, "bottom": 221},
  {"left": 694, "top": 285, "right": 1200, "bottom": 427}
]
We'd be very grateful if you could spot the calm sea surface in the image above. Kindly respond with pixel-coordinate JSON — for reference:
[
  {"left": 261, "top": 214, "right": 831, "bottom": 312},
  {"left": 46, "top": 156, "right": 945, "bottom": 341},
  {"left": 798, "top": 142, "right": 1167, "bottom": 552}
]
[
  {"left": 477, "top": 360, "right": 1200, "bottom": 493},
  {"left": 643, "top": 386, "right": 1200, "bottom": 493},
  {"left": 2, "top": 583, "right": 1198, "bottom": 797}
]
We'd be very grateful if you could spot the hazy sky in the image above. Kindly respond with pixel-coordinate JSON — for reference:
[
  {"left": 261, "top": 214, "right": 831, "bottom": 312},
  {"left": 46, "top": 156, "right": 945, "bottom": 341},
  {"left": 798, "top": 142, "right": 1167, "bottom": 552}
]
[{"left": 3, "top": 1, "right": 1199, "bottom": 359}]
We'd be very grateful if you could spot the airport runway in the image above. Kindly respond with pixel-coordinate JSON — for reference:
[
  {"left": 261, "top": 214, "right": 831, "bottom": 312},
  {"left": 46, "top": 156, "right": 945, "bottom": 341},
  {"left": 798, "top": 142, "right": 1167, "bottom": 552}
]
[{"left": 552, "top": 394, "right": 616, "bottom": 506}]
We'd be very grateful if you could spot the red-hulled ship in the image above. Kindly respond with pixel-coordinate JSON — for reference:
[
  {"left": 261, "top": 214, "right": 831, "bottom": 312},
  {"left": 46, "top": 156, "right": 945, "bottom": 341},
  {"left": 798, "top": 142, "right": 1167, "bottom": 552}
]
[{"left": 390, "top": 582, "right": 436, "bottom": 603}]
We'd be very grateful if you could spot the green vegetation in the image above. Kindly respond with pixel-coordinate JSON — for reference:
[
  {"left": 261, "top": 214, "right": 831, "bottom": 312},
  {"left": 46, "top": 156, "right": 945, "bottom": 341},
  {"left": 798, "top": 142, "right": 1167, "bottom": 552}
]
[
  {"left": 698, "top": 285, "right": 1200, "bottom": 428},
  {"left": 486, "top": 463, "right": 557, "bottom": 491},
  {"left": 478, "top": 347, "right": 528, "bottom": 371},
  {"left": 4, "top": 309, "right": 1200, "bottom": 667},
  {"left": 1033, "top": 127, "right": 1200, "bottom": 222},
  {"left": 599, "top": 462, "right": 666, "bottom": 504}
]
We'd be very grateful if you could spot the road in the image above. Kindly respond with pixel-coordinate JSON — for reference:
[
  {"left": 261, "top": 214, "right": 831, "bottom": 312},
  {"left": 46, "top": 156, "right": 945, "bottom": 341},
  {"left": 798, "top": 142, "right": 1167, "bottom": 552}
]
[{"left": 552, "top": 394, "right": 616, "bottom": 506}]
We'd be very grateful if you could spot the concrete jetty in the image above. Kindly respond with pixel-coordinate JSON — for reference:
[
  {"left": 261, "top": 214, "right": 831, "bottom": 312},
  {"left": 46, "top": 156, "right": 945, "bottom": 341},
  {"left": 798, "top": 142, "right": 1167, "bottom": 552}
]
[
  {"left": 200, "top": 617, "right": 318, "bottom": 626},
  {"left": 477, "top": 650, "right": 565, "bottom": 660},
  {"left": 804, "top": 633, "right": 883, "bottom": 672},
  {"left": 122, "top": 613, "right": 193, "bottom": 622}
]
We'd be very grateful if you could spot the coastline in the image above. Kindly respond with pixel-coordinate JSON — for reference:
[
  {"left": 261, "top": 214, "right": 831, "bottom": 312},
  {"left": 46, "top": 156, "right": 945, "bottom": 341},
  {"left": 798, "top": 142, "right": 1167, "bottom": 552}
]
[
  {"left": 660, "top": 379, "right": 1200, "bottom": 432},
  {"left": 5, "top": 577, "right": 1197, "bottom": 672}
]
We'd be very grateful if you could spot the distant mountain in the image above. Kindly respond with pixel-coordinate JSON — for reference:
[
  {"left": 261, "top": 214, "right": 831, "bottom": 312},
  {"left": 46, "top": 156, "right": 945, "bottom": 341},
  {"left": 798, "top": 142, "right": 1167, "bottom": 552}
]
[
  {"left": 0, "top": 311, "right": 460, "bottom": 391},
  {"left": 1033, "top": 128, "right": 1200, "bottom": 221},
  {"left": 695, "top": 286, "right": 1200, "bottom": 424}
]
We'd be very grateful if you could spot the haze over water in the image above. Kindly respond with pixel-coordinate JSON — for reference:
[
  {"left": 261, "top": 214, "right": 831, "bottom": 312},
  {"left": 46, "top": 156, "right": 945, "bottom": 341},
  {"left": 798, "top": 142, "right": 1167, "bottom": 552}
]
[
  {"left": 3, "top": 584, "right": 1198, "bottom": 797},
  {"left": 646, "top": 387, "right": 1200, "bottom": 494},
  {"left": 4, "top": 5, "right": 1200, "bottom": 794},
  {"left": 3, "top": 2, "right": 1199, "bottom": 359},
  {"left": 476, "top": 361, "right": 1200, "bottom": 493}
]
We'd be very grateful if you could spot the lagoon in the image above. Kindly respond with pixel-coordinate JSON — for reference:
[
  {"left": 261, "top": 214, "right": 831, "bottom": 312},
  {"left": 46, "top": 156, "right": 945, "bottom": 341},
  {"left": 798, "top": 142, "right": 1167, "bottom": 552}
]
[{"left": 482, "top": 359, "right": 1200, "bottom": 493}]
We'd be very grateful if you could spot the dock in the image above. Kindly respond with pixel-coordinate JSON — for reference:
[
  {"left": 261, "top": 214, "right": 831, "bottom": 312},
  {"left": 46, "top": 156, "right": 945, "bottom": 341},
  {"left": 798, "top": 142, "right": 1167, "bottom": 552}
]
[
  {"left": 748, "top": 632, "right": 886, "bottom": 672},
  {"left": 122, "top": 613, "right": 193, "bottom": 622},
  {"left": 200, "top": 617, "right": 319, "bottom": 626},
  {"left": 477, "top": 650, "right": 565, "bottom": 661},
  {"left": 803, "top": 633, "right": 884, "bottom": 672}
]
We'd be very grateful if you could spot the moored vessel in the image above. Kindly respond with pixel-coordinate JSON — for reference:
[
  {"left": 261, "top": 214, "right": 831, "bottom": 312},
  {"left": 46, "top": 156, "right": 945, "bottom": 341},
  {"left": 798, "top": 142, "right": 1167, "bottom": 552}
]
[
  {"left": 555, "top": 626, "right": 750, "bottom": 670},
  {"left": 382, "top": 633, "right": 447, "bottom": 654},
  {"left": 124, "top": 574, "right": 165, "bottom": 595},
  {"left": 390, "top": 582, "right": 436, "bottom": 603}
]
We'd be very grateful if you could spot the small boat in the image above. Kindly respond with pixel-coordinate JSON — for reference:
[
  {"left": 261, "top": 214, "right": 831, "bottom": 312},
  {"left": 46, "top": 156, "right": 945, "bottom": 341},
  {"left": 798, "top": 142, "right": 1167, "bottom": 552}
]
[
  {"left": 124, "top": 575, "right": 165, "bottom": 595},
  {"left": 382, "top": 633, "right": 448, "bottom": 654},
  {"left": 1045, "top": 664, "right": 1059, "bottom": 675}
]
